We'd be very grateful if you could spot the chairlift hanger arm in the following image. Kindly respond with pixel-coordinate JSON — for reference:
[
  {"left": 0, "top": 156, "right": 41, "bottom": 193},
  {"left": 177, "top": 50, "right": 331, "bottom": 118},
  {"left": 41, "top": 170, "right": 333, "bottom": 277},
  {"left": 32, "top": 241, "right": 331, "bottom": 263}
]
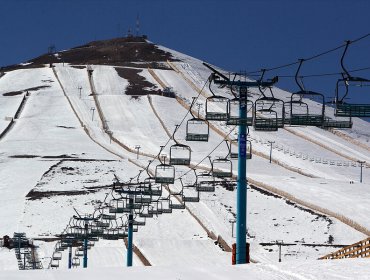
[
  {"left": 171, "top": 125, "right": 180, "bottom": 145},
  {"left": 295, "top": 59, "right": 305, "bottom": 92},
  {"left": 214, "top": 76, "right": 278, "bottom": 88},
  {"left": 203, "top": 62, "right": 230, "bottom": 82},
  {"left": 340, "top": 41, "right": 351, "bottom": 79},
  {"left": 340, "top": 41, "right": 370, "bottom": 82}
]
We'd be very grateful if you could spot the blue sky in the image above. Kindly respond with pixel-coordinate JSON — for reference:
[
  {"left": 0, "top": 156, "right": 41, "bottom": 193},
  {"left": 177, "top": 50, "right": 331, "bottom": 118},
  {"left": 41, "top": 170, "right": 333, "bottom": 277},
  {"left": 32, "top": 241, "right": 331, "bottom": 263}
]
[{"left": 0, "top": 0, "right": 369, "bottom": 102}]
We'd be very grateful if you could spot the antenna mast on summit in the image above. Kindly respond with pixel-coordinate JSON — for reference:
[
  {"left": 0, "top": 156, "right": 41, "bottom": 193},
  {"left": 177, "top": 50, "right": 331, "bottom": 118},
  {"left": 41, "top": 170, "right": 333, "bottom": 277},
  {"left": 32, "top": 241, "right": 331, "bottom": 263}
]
[{"left": 136, "top": 14, "right": 140, "bottom": 36}]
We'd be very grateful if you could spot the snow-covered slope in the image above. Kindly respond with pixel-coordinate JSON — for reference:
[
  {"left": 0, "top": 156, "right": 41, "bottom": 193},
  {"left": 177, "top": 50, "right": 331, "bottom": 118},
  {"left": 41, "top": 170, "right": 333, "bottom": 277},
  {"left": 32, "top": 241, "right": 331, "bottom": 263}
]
[{"left": 0, "top": 38, "right": 369, "bottom": 273}]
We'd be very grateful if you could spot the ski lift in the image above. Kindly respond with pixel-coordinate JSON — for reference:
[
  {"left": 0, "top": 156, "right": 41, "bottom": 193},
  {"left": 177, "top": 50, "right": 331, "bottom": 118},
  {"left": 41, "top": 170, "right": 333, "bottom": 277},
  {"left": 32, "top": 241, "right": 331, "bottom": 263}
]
[
  {"left": 169, "top": 193, "right": 186, "bottom": 209},
  {"left": 205, "top": 79, "right": 229, "bottom": 121},
  {"left": 96, "top": 221, "right": 110, "bottom": 228},
  {"left": 322, "top": 116, "right": 353, "bottom": 129},
  {"left": 122, "top": 196, "right": 143, "bottom": 213},
  {"left": 335, "top": 41, "right": 370, "bottom": 117},
  {"left": 229, "top": 138, "right": 252, "bottom": 160},
  {"left": 50, "top": 259, "right": 59, "bottom": 268},
  {"left": 160, "top": 198, "right": 173, "bottom": 214},
  {"left": 254, "top": 86, "right": 284, "bottom": 131},
  {"left": 155, "top": 149, "right": 175, "bottom": 184},
  {"left": 90, "top": 225, "right": 104, "bottom": 236},
  {"left": 143, "top": 179, "right": 162, "bottom": 197},
  {"left": 227, "top": 98, "right": 254, "bottom": 126},
  {"left": 212, "top": 158, "right": 233, "bottom": 178},
  {"left": 72, "top": 257, "right": 80, "bottom": 267},
  {"left": 186, "top": 97, "right": 209, "bottom": 142},
  {"left": 148, "top": 201, "right": 164, "bottom": 215},
  {"left": 101, "top": 211, "right": 116, "bottom": 221},
  {"left": 196, "top": 171, "right": 215, "bottom": 192},
  {"left": 139, "top": 205, "right": 154, "bottom": 218},
  {"left": 287, "top": 59, "right": 325, "bottom": 126},
  {"left": 102, "top": 229, "right": 119, "bottom": 240},
  {"left": 168, "top": 182, "right": 185, "bottom": 209},
  {"left": 109, "top": 199, "right": 126, "bottom": 214},
  {"left": 155, "top": 163, "right": 175, "bottom": 184},
  {"left": 211, "top": 143, "right": 233, "bottom": 178},
  {"left": 52, "top": 251, "right": 62, "bottom": 261},
  {"left": 180, "top": 175, "right": 200, "bottom": 202},
  {"left": 169, "top": 125, "right": 191, "bottom": 166},
  {"left": 75, "top": 247, "right": 84, "bottom": 257}
]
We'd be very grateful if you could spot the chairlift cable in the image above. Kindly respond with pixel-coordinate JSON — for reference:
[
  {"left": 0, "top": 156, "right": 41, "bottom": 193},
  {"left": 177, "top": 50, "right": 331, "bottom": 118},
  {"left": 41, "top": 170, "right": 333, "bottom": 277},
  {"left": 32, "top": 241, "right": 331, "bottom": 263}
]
[{"left": 240, "top": 32, "right": 370, "bottom": 75}]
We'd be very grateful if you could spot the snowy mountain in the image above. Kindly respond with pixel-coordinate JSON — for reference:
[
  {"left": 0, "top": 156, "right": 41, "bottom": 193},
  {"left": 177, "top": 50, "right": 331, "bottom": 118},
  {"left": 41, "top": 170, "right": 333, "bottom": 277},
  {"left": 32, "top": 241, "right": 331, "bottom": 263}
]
[{"left": 0, "top": 36, "right": 369, "bottom": 278}]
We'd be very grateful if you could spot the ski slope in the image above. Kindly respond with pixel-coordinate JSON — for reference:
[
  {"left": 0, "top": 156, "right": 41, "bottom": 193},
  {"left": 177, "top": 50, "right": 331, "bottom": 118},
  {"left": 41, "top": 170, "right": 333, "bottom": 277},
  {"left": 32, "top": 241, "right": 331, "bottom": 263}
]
[{"left": 0, "top": 40, "right": 369, "bottom": 273}]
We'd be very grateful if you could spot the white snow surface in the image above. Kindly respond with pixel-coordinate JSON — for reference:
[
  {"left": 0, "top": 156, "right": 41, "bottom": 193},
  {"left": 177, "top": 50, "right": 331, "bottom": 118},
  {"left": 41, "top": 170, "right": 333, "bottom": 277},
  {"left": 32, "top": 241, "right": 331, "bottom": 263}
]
[
  {"left": 0, "top": 259, "right": 369, "bottom": 280},
  {"left": 0, "top": 44, "right": 369, "bottom": 275}
]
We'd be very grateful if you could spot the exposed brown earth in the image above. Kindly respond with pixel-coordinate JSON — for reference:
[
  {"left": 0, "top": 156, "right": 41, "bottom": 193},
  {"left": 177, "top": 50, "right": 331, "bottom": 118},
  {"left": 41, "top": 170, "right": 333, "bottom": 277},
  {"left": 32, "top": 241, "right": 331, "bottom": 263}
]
[{"left": 1, "top": 36, "right": 178, "bottom": 72}]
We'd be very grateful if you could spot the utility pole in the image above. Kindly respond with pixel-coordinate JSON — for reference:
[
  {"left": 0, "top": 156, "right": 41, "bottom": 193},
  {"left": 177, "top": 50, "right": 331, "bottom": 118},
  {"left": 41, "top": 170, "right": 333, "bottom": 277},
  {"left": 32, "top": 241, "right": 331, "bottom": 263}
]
[
  {"left": 209, "top": 62, "right": 277, "bottom": 265},
  {"left": 103, "top": 120, "right": 109, "bottom": 132},
  {"left": 268, "top": 141, "right": 275, "bottom": 163},
  {"left": 90, "top": 107, "right": 95, "bottom": 121},
  {"left": 127, "top": 196, "right": 134, "bottom": 267},
  {"left": 68, "top": 245, "right": 72, "bottom": 269},
  {"left": 135, "top": 145, "right": 141, "bottom": 159},
  {"left": 276, "top": 240, "right": 283, "bottom": 262},
  {"left": 83, "top": 221, "right": 88, "bottom": 268},
  {"left": 230, "top": 219, "right": 236, "bottom": 238},
  {"left": 358, "top": 161, "right": 365, "bottom": 183},
  {"left": 78, "top": 86, "right": 82, "bottom": 99},
  {"left": 72, "top": 211, "right": 95, "bottom": 269},
  {"left": 196, "top": 102, "right": 202, "bottom": 118},
  {"left": 107, "top": 130, "right": 113, "bottom": 144}
]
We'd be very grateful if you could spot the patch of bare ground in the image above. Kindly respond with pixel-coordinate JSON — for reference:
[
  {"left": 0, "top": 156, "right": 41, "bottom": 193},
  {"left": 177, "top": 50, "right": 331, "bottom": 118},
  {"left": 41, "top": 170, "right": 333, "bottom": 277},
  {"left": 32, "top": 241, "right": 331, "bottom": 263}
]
[
  {"left": 26, "top": 189, "right": 99, "bottom": 200},
  {"left": 2, "top": 36, "right": 179, "bottom": 72},
  {"left": 115, "top": 67, "right": 175, "bottom": 97},
  {"left": 3, "top": 91, "right": 23, "bottom": 96},
  {"left": 9, "top": 155, "right": 40, "bottom": 158}
]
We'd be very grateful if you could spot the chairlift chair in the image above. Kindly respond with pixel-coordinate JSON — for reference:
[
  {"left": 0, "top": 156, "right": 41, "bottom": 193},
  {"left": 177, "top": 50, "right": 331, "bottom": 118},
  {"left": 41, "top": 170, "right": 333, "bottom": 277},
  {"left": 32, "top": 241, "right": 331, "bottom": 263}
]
[
  {"left": 132, "top": 216, "right": 146, "bottom": 226},
  {"left": 322, "top": 116, "right": 353, "bottom": 129},
  {"left": 96, "top": 221, "right": 110, "bottom": 228},
  {"left": 288, "top": 93, "right": 325, "bottom": 126},
  {"left": 180, "top": 177, "right": 200, "bottom": 202},
  {"left": 254, "top": 109, "right": 279, "bottom": 131},
  {"left": 109, "top": 199, "right": 126, "bottom": 214},
  {"left": 123, "top": 197, "right": 143, "bottom": 213},
  {"left": 90, "top": 225, "right": 103, "bottom": 237},
  {"left": 139, "top": 205, "right": 154, "bottom": 218},
  {"left": 117, "top": 228, "right": 128, "bottom": 239},
  {"left": 52, "top": 251, "right": 62, "bottom": 261},
  {"left": 169, "top": 125, "right": 191, "bottom": 166},
  {"left": 101, "top": 212, "right": 116, "bottom": 221},
  {"left": 186, "top": 98, "right": 209, "bottom": 141},
  {"left": 168, "top": 188, "right": 186, "bottom": 209},
  {"left": 205, "top": 95, "right": 229, "bottom": 121},
  {"left": 212, "top": 157, "right": 233, "bottom": 178},
  {"left": 159, "top": 198, "right": 173, "bottom": 214},
  {"left": 148, "top": 201, "right": 164, "bottom": 215},
  {"left": 334, "top": 41, "right": 370, "bottom": 117},
  {"left": 227, "top": 98, "right": 254, "bottom": 126},
  {"left": 287, "top": 59, "right": 325, "bottom": 126},
  {"left": 134, "top": 185, "right": 152, "bottom": 204},
  {"left": 196, "top": 172, "right": 215, "bottom": 192},
  {"left": 229, "top": 138, "right": 252, "bottom": 160},
  {"left": 50, "top": 259, "right": 59, "bottom": 268},
  {"left": 102, "top": 229, "right": 119, "bottom": 240},
  {"left": 72, "top": 257, "right": 80, "bottom": 267},
  {"left": 155, "top": 163, "right": 175, "bottom": 184},
  {"left": 143, "top": 181, "right": 163, "bottom": 197},
  {"left": 75, "top": 247, "right": 84, "bottom": 257},
  {"left": 169, "top": 143, "right": 191, "bottom": 165}
]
